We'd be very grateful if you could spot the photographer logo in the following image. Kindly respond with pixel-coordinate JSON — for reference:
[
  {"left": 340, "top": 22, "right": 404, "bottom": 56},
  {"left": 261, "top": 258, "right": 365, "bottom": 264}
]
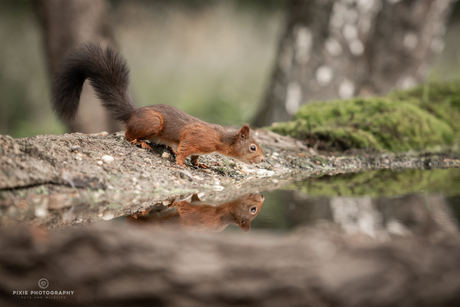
[
  {"left": 38, "top": 278, "right": 49, "bottom": 289},
  {"left": 12, "top": 278, "right": 74, "bottom": 300}
]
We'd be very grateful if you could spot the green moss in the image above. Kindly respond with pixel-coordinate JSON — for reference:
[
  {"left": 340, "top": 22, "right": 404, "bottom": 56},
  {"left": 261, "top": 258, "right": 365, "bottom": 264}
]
[
  {"left": 309, "top": 127, "right": 382, "bottom": 151},
  {"left": 389, "top": 82, "right": 460, "bottom": 134},
  {"left": 268, "top": 82, "right": 460, "bottom": 152},
  {"left": 285, "top": 168, "right": 460, "bottom": 198}
]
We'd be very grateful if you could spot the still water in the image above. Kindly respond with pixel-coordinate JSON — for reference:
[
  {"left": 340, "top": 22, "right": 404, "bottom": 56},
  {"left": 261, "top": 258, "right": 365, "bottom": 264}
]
[{"left": 120, "top": 168, "right": 460, "bottom": 238}]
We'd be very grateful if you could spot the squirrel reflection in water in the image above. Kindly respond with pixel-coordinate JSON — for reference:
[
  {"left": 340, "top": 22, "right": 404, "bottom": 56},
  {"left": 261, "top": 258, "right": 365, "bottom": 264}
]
[{"left": 127, "top": 193, "right": 265, "bottom": 232}]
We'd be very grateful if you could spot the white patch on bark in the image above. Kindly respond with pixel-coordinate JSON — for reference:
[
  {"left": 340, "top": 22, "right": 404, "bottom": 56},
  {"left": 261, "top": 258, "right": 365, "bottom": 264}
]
[
  {"left": 285, "top": 82, "right": 302, "bottom": 115},
  {"left": 403, "top": 32, "right": 418, "bottom": 50},
  {"left": 339, "top": 79, "right": 355, "bottom": 98},
  {"left": 330, "top": 196, "right": 385, "bottom": 239},
  {"left": 343, "top": 24, "right": 358, "bottom": 41},
  {"left": 434, "top": 21, "right": 446, "bottom": 36},
  {"left": 357, "top": 0, "right": 381, "bottom": 35},
  {"left": 330, "top": 2, "right": 346, "bottom": 30},
  {"left": 431, "top": 38, "right": 445, "bottom": 53},
  {"left": 386, "top": 219, "right": 410, "bottom": 236},
  {"left": 295, "top": 26, "right": 313, "bottom": 64},
  {"left": 357, "top": 0, "right": 375, "bottom": 14},
  {"left": 438, "top": 25, "right": 446, "bottom": 37},
  {"left": 398, "top": 76, "right": 417, "bottom": 89},
  {"left": 349, "top": 39, "right": 364, "bottom": 56},
  {"left": 358, "top": 18, "right": 371, "bottom": 34},
  {"left": 316, "top": 66, "right": 334, "bottom": 86},
  {"left": 325, "top": 38, "right": 343, "bottom": 56},
  {"left": 344, "top": 9, "right": 358, "bottom": 25},
  {"left": 417, "top": 63, "right": 428, "bottom": 76}
]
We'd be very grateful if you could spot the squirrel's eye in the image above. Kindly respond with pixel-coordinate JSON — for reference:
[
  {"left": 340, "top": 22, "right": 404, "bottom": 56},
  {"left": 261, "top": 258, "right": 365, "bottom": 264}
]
[
  {"left": 250, "top": 145, "right": 256, "bottom": 151},
  {"left": 250, "top": 207, "right": 257, "bottom": 213}
]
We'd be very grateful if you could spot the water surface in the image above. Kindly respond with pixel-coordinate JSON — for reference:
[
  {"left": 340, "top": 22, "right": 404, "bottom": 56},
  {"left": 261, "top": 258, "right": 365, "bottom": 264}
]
[
  {"left": 121, "top": 168, "right": 460, "bottom": 239},
  {"left": 248, "top": 168, "right": 460, "bottom": 236}
]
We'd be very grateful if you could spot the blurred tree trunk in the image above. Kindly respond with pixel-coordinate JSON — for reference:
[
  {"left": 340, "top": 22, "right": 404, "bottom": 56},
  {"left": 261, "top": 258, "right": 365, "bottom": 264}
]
[
  {"left": 1, "top": 224, "right": 460, "bottom": 307},
  {"left": 34, "top": 0, "right": 122, "bottom": 133},
  {"left": 254, "top": 0, "right": 454, "bottom": 127}
]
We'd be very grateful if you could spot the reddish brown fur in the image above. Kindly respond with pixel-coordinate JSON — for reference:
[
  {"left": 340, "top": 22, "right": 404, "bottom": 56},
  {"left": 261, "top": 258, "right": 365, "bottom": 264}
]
[
  {"left": 124, "top": 105, "right": 264, "bottom": 167},
  {"left": 125, "top": 109, "right": 163, "bottom": 142},
  {"left": 127, "top": 193, "right": 265, "bottom": 233}
]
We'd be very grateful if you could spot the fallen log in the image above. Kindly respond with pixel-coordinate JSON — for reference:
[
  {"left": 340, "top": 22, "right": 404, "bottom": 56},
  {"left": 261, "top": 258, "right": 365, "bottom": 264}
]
[{"left": 0, "top": 224, "right": 459, "bottom": 307}]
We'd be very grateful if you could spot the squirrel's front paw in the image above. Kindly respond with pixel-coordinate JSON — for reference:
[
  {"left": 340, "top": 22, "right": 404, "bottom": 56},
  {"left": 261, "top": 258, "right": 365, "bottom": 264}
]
[
  {"left": 130, "top": 139, "right": 153, "bottom": 150},
  {"left": 194, "top": 162, "right": 210, "bottom": 169}
]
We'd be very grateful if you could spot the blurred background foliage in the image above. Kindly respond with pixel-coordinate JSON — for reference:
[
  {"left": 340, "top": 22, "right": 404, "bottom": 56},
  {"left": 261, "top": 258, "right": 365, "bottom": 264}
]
[{"left": 1, "top": 0, "right": 460, "bottom": 138}]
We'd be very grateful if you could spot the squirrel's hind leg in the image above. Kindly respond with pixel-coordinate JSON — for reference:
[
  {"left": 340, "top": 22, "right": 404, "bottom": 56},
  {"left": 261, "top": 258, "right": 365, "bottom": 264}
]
[{"left": 125, "top": 109, "right": 164, "bottom": 150}]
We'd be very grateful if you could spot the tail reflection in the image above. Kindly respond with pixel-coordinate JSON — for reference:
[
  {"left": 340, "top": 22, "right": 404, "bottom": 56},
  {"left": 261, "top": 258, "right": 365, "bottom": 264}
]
[{"left": 127, "top": 193, "right": 265, "bottom": 232}]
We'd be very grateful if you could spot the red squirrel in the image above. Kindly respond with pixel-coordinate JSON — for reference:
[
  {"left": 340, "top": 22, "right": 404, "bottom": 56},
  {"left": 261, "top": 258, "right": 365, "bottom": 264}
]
[
  {"left": 127, "top": 192, "right": 265, "bottom": 232},
  {"left": 51, "top": 44, "right": 264, "bottom": 168}
]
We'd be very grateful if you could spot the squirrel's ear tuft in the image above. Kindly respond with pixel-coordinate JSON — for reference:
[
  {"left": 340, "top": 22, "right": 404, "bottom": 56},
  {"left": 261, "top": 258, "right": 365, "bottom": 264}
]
[
  {"left": 238, "top": 124, "right": 251, "bottom": 140},
  {"left": 238, "top": 218, "right": 251, "bottom": 233}
]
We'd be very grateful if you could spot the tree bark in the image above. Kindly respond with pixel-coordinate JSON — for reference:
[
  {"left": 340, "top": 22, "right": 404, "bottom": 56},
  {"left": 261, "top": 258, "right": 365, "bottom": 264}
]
[
  {"left": 34, "top": 0, "right": 122, "bottom": 133},
  {"left": 254, "top": 0, "right": 454, "bottom": 127}
]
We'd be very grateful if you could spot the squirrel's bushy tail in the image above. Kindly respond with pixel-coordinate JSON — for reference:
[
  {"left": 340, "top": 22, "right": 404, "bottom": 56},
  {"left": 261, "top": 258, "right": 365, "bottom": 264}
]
[{"left": 52, "top": 43, "right": 137, "bottom": 123}]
